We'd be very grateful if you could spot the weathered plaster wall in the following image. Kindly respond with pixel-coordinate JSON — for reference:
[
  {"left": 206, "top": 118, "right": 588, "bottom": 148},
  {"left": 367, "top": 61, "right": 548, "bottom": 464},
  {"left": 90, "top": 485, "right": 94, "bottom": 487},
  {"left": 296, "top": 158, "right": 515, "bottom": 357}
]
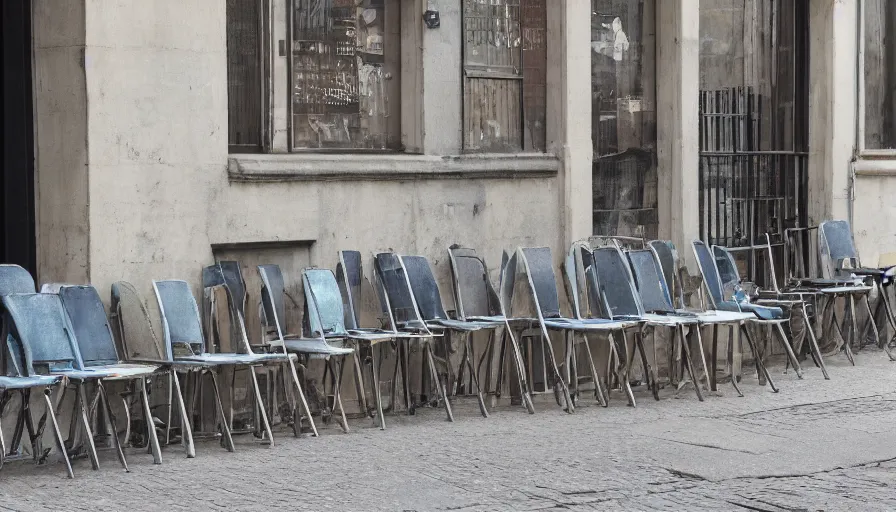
[
  {"left": 699, "top": 0, "right": 745, "bottom": 89},
  {"left": 77, "top": 0, "right": 564, "bottom": 328},
  {"left": 33, "top": 0, "right": 89, "bottom": 284}
]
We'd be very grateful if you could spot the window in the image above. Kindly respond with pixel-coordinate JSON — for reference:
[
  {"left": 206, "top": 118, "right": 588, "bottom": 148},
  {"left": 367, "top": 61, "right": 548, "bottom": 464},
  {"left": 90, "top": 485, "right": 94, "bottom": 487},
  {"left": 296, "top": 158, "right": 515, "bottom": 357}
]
[
  {"left": 462, "top": 0, "right": 546, "bottom": 153},
  {"left": 863, "top": 0, "right": 896, "bottom": 151},
  {"left": 590, "top": 0, "right": 657, "bottom": 238},
  {"left": 289, "top": 0, "right": 400, "bottom": 150},
  {"left": 226, "top": 0, "right": 266, "bottom": 152},
  {"left": 226, "top": 0, "right": 401, "bottom": 153}
]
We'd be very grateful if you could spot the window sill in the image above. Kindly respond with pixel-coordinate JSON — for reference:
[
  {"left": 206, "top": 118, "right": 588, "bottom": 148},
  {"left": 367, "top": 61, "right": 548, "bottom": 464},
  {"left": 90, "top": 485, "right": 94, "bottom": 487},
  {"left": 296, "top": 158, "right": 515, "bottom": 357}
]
[
  {"left": 854, "top": 157, "right": 896, "bottom": 176},
  {"left": 228, "top": 153, "right": 560, "bottom": 182}
]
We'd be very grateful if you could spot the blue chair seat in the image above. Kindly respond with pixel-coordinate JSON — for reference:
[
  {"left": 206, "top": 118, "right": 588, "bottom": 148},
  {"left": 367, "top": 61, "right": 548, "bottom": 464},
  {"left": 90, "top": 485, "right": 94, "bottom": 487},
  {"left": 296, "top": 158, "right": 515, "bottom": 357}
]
[
  {"left": 543, "top": 318, "right": 634, "bottom": 331},
  {"left": 283, "top": 338, "right": 354, "bottom": 356},
  {"left": 428, "top": 318, "right": 504, "bottom": 332},
  {"left": 717, "top": 300, "right": 784, "bottom": 320},
  {"left": 0, "top": 375, "right": 61, "bottom": 390},
  {"left": 345, "top": 329, "right": 396, "bottom": 342},
  {"left": 84, "top": 363, "right": 162, "bottom": 380},
  {"left": 175, "top": 353, "right": 273, "bottom": 366}
]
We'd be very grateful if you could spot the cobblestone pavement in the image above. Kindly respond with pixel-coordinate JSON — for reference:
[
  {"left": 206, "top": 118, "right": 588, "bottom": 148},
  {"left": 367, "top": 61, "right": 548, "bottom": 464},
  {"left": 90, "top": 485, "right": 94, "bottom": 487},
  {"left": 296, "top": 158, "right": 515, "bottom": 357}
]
[{"left": 3, "top": 350, "right": 896, "bottom": 511}]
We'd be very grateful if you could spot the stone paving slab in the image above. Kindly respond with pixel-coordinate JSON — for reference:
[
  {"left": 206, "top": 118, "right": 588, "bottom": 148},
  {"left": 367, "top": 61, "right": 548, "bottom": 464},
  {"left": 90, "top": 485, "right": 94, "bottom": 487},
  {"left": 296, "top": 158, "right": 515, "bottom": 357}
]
[{"left": 1, "top": 350, "right": 895, "bottom": 511}]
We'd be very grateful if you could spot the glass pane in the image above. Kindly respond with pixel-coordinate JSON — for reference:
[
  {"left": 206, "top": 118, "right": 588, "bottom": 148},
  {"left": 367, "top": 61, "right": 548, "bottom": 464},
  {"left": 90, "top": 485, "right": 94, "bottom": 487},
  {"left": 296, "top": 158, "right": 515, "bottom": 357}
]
[
  {"left": 226, "top": 0, "right": 262, "bottom": 149},
  {"left": 291, "top": 0, "right": 397, "bottom": 150},
  {"left": 591, "top": 0, "right": 657, "bottom": 239},
  {"left": 463, "top": 0, "right": 522, "bottom": 75},
  {"left": 864, "top": 0, "right": 896, "bottom": 150}
]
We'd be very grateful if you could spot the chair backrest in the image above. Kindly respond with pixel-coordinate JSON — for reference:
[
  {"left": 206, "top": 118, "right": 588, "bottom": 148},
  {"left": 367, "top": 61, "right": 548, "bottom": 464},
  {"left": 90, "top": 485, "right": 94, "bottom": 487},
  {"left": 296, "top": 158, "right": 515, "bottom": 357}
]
[
  {"left": 336, "top": 250, "right": 363, "bottom": 329},
  {"left": 400, "top": 255, "right": 448, "bottom": 322},
  {"left": 648, "top": 240, "right": 681, "bottom": 306},
  {"left": 819, "top": 220, "right": 860, "bottom": 278},
  {"left": 0, "top": 265, "right": 36, "bottom": 376},
  {"left": 3, "top": 293, "right": 82, "bottom": 372},
  {"left": 562, "top": 243, "right": 587, "bottom": 319},
  {"left": 593, "top": 245, "right": 644, "bottom": 318},
  {"left": 692, "top": 240, "right": 725, "bottom": 308},
  {"left": 518, "top": 247, "right": 562, "bottom": 319},
  {"left": 257, "top": 264, "right": 288, "bottom": 337},
  {"left": 374, "top": 252, "right": 423, "bottom": 326},
  {"left": 626, "top": 249, "right": 675, "bottom": 313},
  {"left": 219, "top": 261, "right": 247, "bottom": 318},
  {"left": 0, "top": 264, "right": 36, "bottom": 296},
  {"left": 447, "top": 246, "right": 500, "bottom": 320},
  {"left": 712, "top": 245, "right": 741, "bottom": 299},
  {"left": 498, "top": 249, "right": 517, "bottom": 317},
  {"left": 303, "top": 268, "right": 349, "bottom": 337},
  {"left": 153, "top": 280, "right": 205, "bottom": 359},
  {"left": 111, "top": 281, "right": 167, "bottom": 362},
  {"left": 58, "top": 285, "right": 120, "bottom": 366}
]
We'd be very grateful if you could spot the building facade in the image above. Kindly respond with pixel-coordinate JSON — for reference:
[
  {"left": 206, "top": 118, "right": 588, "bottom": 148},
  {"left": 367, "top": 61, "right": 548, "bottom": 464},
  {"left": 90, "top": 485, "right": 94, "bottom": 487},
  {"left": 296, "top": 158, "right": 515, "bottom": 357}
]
[{"left": 0, "top": 0, "right": 889, "bottom": 310}]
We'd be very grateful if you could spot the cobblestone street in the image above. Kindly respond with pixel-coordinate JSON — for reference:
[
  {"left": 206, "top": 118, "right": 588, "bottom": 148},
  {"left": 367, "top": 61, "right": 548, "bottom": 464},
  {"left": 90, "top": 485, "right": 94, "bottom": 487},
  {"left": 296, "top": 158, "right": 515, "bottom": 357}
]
[{"left": 2, "top": 351, "right": 896, "bottom": 511}]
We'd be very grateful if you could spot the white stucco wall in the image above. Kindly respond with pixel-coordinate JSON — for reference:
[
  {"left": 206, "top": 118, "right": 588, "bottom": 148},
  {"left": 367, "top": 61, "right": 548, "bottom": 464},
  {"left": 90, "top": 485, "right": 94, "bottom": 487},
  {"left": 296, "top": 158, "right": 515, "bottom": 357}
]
[{"left": 66, "top": 0, "right": 569, "bottom": 325}]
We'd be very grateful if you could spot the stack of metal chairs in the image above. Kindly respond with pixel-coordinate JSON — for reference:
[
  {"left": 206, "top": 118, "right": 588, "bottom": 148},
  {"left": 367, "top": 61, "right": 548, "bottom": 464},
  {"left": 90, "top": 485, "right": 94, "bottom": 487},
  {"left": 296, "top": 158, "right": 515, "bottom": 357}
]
[{"left": 1, "top": 220, "right": 891, "bottom": 477}]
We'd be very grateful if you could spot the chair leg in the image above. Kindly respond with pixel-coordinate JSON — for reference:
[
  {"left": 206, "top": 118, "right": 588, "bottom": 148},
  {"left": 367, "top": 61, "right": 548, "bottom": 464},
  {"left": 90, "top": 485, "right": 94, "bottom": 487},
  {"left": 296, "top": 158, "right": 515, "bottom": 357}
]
[
  {"left": 370, "top": 343, "right": 386, "bottom": 430},
  {"left": 619, "top": 330, "right": 636, "bottom": 407},
  {"left": 507, "top": 329, "right": 535, "bottom": 414},
  {"left": 165, "top": 372, "right": 173, "bottom": 446},
  {"left": 351, "top": 345, "right": 369, "bottom": 417},
  {"left": 772, "top": 322, "right": 803, "bottom": 379},
  {"left": 249, "top": 366, "right": 277, "bottom": 442},
  {"left": 464, "top": 333, "right": 489, "bottom": 418},
  {"left": 710, "top": 324, "right": 719, "bottom": 392},
  {"left": 875, "top": 282, "right": 896, "bottom": 357},
  {"left": 727, "top": 324, "right": 743, "bottom": 397},
  {"left": 286, "top": 357, "right": 319, "bottom": 437},
  {"left": 635, "top": 329, "right": 657, "bottom": 401},
  {"left": 582, "top": 333, "right": 608, "bottom": 407},
  {"left": 75, "top": 382, "right": 100, "bottom": 470},
  {"left": 849, "top": 294, "right": 862, "bottom": 353},
  {"left": 208, "top": 370, "right": 235, "bottom": 452},
  {"left": 862, "top": 293, "right": 882, "bottom": 350},
  {"left": 545, "top": 332, "right": 574, "bottom": 413},
  {"left": 563, "top": 331, "right": 574, "bottom": 405},
  {"left": 692, "top": 325, "right": 711, "bottom": 392},
  {"left": 678, "top": 325, "right": 703, "bottom": 402},
  {"left": 97, "top": 381, "right": 129, "bottom": 472},
  {"left": 740, "top": 324, "right": 778, "bottom": 393},
  {"left": 171, "top": 370, "right": 196, "bottom": 457},
  {"left": 139, "top": 377, "right": 163, "bottom": 464},
  {"left": 42, "top": 389, "right": 74, "bottom": 478},
  {"left": 424, "top": 341, "right": 454, "bottom": 422},
  {"left": 328, "top": 358, "right": 350, "bottom": 434},
  {"left": 802, "top": 304, "right": 830, "bottom": 380}
]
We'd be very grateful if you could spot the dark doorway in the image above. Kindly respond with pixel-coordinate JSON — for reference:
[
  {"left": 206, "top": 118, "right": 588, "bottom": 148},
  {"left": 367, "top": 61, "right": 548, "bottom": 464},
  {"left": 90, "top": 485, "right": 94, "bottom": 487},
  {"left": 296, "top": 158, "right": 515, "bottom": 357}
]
[{"left": 1, "top": 0, "right": 36, "bottom": 276}]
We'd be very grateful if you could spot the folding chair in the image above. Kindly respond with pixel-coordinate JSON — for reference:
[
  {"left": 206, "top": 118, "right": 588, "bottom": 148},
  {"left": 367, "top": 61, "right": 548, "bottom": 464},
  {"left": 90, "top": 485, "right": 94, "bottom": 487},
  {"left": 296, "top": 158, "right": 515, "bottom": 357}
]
[
  {"left": 373, "top": 252, "right": 453, "bottom": 420},
  {"left": 628, "top": 247, "right": 777, "bottom": 395},
  {"left": 2, "top": 293, "right": 135, "bottom": 472},
  {"left": 203, "top": 262, "right": 316, "bottom": 438},
  {"left": 257, "top": 264, "right": 352, "bottom": 433},
  {"left": 513, "top": 247, "right": 637, "bottom": 411},
  {"left": 0, "top": 266, "right": 72, "bottom": 478},
  {"left": 56, "top": 285, "right": 164, "bottom": 466},
  {"left": 819, "top": 220, "right": 896, "bottom": 360},
  {"left": 693, "top": 241, "right": 803, "bottom": 382},
  {"left": 303, "top": 266, "right": 395, "bottom": 429},
  {"left": 399, "top": 255, "right": 511, "bottom": 418},
  {"left": 153, "top": 279, "right": 280, "bottom": 453},
  {"left": 447, "top": 246, "right": 534, "bottom": 413},
  {"left": 561, "top": 242, "right": 649, "bottom": 404},
  {"left": 588, "top": 244, "right": 704, "bottom": 401},
  {"left": 725, "top": 236, "right": 831, "bottom": 380}
]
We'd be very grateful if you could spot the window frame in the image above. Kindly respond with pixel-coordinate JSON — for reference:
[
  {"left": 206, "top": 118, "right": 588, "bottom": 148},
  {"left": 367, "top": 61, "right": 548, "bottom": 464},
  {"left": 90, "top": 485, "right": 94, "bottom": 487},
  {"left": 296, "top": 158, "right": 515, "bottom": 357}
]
[{"left": 858, "top": 0, "right": 896, "bottom": 157}]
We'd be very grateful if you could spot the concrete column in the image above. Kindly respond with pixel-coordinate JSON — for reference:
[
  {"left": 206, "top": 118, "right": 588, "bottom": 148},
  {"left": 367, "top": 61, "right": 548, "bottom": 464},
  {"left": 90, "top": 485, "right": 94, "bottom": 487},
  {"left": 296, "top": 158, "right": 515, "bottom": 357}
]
[
  {"left": 808, "top": 0, "right": 858, "bottom": 225},
  {"left": 657, "top": 0, "right": 700, "bottom": 269},
  {"left": 549, "top": 0, "right": 593, "bottom": 247}
]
